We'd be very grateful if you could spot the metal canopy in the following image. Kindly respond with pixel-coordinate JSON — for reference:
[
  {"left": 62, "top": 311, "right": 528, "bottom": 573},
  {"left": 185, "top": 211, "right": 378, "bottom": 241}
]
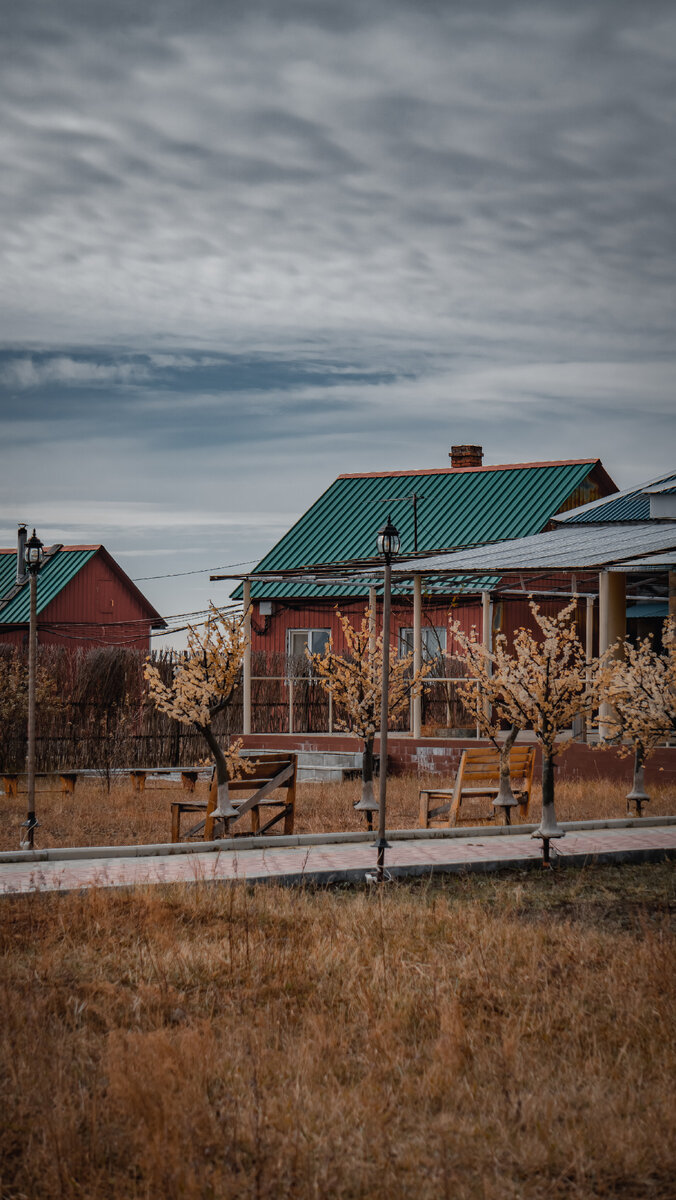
[
  {"left": 214, "top": 521, "right": 676, "bottom": 592},
  {"left": 382, "top": 521, "right": 676, "bottom": 579}
]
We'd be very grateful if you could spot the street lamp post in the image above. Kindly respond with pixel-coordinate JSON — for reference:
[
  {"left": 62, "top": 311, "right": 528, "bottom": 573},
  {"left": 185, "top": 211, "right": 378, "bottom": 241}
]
[
  {"left": 21, "top": 529, "right": 44, "bottom": 850},
  {"left": 375, "top": 517, "right": 400, "bottom": 883}
]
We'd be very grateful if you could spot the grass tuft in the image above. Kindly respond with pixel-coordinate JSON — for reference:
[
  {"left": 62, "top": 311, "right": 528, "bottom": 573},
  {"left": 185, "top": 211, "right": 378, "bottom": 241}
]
[
  {"left": 0, "top": 773, "right": 673, "bottom": 851},
  {"left": 0, "top": 865, "right": 674, "bottom": 1198}
]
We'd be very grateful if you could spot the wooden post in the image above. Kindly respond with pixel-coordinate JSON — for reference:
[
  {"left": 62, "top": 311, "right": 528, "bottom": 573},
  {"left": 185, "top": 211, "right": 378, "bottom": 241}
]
[
  {"left": 23, "top": 572, "right": 38, "bottom": 849},
  {"left": 412, "top": 573, "right": 422, "bottom": 738},
  {"left": 599, "top": 571, "right": 626, "bottom": 738},
  {"left": 368, "top": 587, "right": 377, "bottom": 663},
  {"left": 242, "top": 579, "right": 252, "bottom": 735},
  {"left": 376, "top": 558, "right": 392, "bottom": 881},
  {"left": 368, "top": 585, "right": 378, "bottom": 697},
  {"left": 481, "top": 590, "right": 492, "bottom": 728},
  {"left": 669, "top": 571, "right": 676, "bottom": 620},
  {"left": 585, "top": 595, "right": 594, "bottom": 741}
]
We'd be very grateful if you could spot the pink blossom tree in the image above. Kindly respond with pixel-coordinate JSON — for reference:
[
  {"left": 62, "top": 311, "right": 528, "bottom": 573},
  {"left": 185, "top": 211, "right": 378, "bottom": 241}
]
[
  {"left": 598, "top": 617, "right": 676, "bottom": 814},
  {"left": 453, "top": 600, "right": 594, "bottom": 851},
  {"left": 308, "top": 610, "right": 431, "bottom": 828},
  {"left": 144, "top": 605, "right": 252, "bottom": 829}
]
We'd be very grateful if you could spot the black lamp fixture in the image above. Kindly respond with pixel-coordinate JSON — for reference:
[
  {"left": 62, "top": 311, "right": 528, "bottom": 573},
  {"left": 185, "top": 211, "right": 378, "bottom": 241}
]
[
  {"left": 376, "top": 516, "right": 400, "bottom": 561},
  {"left": 21, "top": 528, "right": 45, "bottom": 850},
  {"left": 373, "top": 515, "right": 400, "bottom": 883},
  {"left": 24, "top": 529, "right": 44, "bottom": 575}
]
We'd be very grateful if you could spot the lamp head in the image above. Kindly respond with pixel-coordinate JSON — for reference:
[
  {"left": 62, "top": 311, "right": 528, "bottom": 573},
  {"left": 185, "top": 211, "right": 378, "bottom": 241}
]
[
  {"left": 25, "top": 529, "right": 44, "bottom": 574},
  {"left": 376, "top": 516, "right": 400, "bottom": 560}
]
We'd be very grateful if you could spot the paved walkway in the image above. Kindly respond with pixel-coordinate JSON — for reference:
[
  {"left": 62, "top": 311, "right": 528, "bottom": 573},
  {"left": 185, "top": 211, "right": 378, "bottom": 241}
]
[{"left": 1, "top": 821, "right": 674, "bottom": 895}]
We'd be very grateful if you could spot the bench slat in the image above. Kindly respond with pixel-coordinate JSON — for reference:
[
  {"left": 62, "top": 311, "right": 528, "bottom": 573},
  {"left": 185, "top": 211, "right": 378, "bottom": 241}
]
[{"left": 419, "top": 745, "right": 535, "bottom": 829}]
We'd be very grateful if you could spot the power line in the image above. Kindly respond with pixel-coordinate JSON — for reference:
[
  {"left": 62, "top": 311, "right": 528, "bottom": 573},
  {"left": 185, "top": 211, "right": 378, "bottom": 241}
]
[
  {"left": 132, "top": 559, "right": 258, "bottom": 582},
  {"left": 36, "top": 603, "right": 242, "bottom": 631}
]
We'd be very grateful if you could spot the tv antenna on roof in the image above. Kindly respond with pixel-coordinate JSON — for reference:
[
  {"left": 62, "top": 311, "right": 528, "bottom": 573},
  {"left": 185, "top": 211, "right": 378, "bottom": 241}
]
[{"left": 376, "top": 493, "right": 423, "bottom": 552}]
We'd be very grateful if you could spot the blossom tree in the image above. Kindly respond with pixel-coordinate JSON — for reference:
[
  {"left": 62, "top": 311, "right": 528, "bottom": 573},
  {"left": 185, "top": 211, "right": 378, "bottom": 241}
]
[
  {"left": 449, "top": 621, "right": 521, "bottom": 821},
  {"left": 597, "top": 617, "right": 676, "bottom": 814},
  {"left": 308, "top": 610, "right": 432, "bottom": 828},
  {"left": 144, "top": 605, "right": 251, "bottom": 830},
  {"left": 452, "top": 600, "right": 594, "bottom": 851}
]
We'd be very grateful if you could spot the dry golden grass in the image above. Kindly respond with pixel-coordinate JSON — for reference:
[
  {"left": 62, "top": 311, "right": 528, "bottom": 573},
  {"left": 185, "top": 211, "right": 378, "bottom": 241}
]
[
  {"left": 1, "top": 866, "right": 674, "bottom": 1199},
  {"left": 0, "top": 772, "right": 674, "bottom": 851}
]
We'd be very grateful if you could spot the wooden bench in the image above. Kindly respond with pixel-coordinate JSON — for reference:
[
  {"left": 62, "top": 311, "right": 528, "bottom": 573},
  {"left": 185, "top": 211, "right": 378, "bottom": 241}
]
[
  {"left": 2, "top": 771, "right": 79, "bottom": 798},
  {"left": 171, "top": 752, "right": 298, "bottom": 843},
  {"left": 1, "top": 766, "right": 213, "bottom": 799},
  {"left": 128, "top": 767, "right": 212, "bottom": 793},
  {"left": 419, "top": 745, "right": 535, "bottom": 828}
]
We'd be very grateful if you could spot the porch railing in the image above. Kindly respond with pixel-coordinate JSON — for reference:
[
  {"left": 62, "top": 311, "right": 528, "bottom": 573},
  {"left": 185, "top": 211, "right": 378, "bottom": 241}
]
[{"left": 250, "top": 675, "right": 481, "bottom": 737}]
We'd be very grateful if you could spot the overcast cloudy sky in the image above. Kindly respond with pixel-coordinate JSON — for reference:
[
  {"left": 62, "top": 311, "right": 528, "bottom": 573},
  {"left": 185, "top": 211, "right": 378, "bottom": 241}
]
[{"left": 2, "top": 0, "right": 674, "bottom": 638}]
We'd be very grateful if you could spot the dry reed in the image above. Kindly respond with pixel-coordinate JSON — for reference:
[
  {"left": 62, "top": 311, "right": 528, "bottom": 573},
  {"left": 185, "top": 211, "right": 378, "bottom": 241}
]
[
  {"left": 0, "top": 774, "right": 674, "bottom": 852},
  {"left": 0, "top": 865, "right": 674, "bottom": 1199}
]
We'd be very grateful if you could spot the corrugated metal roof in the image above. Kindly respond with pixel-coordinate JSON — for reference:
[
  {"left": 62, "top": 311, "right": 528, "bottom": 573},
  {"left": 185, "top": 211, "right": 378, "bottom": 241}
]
[
  {"left": 556, "top": 469, "right": 676, "bottom": 524},
  {"left": 0, "top": 548, "right": 96, "bottom": 623},
  {"left": 383, "top": 522, "right": 676, "bottom": 577},
  {"left": 626, "top": 602, "right": 668, "bottom": 618},
  {"left": 236, "top": 460, "right": 601, "bottom": 599}
]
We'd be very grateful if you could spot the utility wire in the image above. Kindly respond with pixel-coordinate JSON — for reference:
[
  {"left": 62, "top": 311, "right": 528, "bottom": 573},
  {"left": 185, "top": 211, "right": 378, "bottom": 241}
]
[
  {"left": 36, "top": 603, "right": 242, "bottom": 630},
  {"left": 132, "top": 559, "right": 258, "bottom": 581}
]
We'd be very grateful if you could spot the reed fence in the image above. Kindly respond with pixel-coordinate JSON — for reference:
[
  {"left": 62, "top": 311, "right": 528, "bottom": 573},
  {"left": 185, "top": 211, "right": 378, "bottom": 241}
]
[{"left": 0, "top": 646, "right": 477, "bottom": 772}]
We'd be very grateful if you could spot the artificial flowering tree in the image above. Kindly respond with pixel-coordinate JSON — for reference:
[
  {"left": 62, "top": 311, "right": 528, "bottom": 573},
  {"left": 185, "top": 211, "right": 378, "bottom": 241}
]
[
  {"left": 144, "top": 604, "right": 252, "bottom": 830},
  {"left": 453, "top": 600, "right": 595, "bottom": 854},
  {"left": 307, "top": 610, "right": 432, "bottom": 828},
  {"left": 597, "top": 617, "right": 676, "bottom": 814},
  {"left": 449, "top": 619, "right": 521, "bottom": 821}
]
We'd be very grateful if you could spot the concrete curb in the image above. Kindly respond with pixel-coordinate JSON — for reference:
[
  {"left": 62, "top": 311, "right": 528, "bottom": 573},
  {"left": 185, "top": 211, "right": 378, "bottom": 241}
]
[
  {"left": 1, "top": 815, "right": 675, "bottom": 865},
  {"left": 219, "top": 845, "right": 676, "bottom": 889},
  {"left": 3, "top": 843, "right": 673, "bottom": 898}
]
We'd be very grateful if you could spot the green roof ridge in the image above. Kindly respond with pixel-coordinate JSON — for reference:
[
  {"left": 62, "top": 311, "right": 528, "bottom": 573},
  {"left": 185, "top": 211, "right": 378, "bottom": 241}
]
[{"left": 232, "top": 460, "right": 601, "bottom": 600}]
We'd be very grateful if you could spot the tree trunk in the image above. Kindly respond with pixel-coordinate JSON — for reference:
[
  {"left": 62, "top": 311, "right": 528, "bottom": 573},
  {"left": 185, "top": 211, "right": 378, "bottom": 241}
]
[
  {"left": 493, "top": 725, "right": 519, "bottom": 821},
  {"left": 537, "top": 750, "right": 564, "bottom": 839},
  {"left": 354, "top": 736, "right": 378, "bottom": 829},
  {"left": 200, "top": 724, "right": 238, "bottom": 830},
  {"left": 627, "top": 742, "right": 650, "bottom": 816}
]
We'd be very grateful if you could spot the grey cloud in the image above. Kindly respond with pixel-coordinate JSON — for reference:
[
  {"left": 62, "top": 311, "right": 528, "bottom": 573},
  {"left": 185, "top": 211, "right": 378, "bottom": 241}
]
[{"left": 2, "top": 0, "right": 675, "bottom": 633}]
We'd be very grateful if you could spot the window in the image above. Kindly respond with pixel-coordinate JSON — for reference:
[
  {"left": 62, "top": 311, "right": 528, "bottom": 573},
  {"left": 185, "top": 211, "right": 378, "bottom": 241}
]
[
  {"left": 287, "top": 629, "right": 331, "bottom": 659},
  {"left": 398, "top": 626, "right": 447, "bottom": 660}
]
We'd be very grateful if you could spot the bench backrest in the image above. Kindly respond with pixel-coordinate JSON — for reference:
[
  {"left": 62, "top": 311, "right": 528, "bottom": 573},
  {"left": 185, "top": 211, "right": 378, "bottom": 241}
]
[
  {"left": 227, "top": 752, "right": 298, "bottom": 791},
  {"left": 458, "top": 745, "right": 534, "bottom": 783}
]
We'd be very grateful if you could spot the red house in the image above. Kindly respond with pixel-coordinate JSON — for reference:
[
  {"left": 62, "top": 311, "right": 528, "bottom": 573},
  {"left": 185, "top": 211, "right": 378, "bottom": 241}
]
[
  {"left": 0, "top": 539, "right": 165, "bottom": 651},
  {"left": 232, "top": 446, "right": 618, "bottom": 663}
]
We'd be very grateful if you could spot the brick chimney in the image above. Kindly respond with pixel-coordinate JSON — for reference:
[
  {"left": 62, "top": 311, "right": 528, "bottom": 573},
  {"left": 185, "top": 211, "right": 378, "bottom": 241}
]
[{"left": 450, "top": 445, "right": 483, "bottom": 469}]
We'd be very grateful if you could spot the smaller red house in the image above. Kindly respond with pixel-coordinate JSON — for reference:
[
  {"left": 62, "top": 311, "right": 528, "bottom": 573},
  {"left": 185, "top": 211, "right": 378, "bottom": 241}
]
[{"left": 0, "top": 539, "right": 165, "bottom": 651}]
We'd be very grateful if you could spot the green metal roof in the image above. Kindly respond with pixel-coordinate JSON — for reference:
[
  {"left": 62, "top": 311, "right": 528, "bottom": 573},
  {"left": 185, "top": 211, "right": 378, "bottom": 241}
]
[
  {"left": 559, "top": 469, "right": 676, "bottom": 524},
  {"left": 234, "top": 459, "right": 602, "bottom": 600},
  {"left": 0, "top": 548, "right": 96, "bottom": 623}
]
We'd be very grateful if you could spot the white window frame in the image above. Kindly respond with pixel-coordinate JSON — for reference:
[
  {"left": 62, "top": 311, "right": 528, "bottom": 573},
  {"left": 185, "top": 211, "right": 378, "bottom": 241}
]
[
  {"left": 286, "top": 628, "right": 331, "bottom": 659},
  {"left": 398, "top": 626, "right": 447, "bottom": 661}
]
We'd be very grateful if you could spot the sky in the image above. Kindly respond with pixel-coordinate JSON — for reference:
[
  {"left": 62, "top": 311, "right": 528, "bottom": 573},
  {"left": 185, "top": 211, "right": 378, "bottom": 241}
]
[{"left": 1, "top": 0, "right": 675, "bottom": 643}]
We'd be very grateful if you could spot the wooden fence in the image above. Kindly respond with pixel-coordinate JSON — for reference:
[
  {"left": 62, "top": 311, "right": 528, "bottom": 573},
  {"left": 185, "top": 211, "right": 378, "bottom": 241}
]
[{"left": 0, "top": 645, "right": 476, "bottom": 772}]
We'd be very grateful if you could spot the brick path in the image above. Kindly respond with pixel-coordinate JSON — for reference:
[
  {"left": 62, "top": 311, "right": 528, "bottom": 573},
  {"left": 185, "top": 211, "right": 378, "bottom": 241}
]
[{"left": 1, "top": 824, "right": 674, "bottom": 895}]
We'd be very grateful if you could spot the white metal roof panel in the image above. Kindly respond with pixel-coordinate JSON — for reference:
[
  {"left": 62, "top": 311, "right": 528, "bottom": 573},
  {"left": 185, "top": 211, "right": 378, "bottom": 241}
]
[{"left": 385, "top": 522, "right": 676, "bottom": 577}]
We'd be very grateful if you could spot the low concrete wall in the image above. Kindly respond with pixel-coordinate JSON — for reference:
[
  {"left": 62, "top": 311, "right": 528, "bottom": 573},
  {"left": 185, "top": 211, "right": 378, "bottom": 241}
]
[{"left": 239, "top": 733, "right": 676, "bottom": 786}]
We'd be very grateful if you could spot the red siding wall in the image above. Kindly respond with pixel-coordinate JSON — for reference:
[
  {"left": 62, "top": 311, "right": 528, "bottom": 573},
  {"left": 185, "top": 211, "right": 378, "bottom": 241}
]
[
  {"left": 0, "top": 552, "right": 155, "bottom": 651},
  {"left": 251, "top": 592, "right": 589, "bottom": 659}
]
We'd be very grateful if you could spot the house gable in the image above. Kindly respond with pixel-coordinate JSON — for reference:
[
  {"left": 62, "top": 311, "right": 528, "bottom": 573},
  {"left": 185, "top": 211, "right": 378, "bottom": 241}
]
[
  {"left": 234, "top": 457, "right": 618, "bottom": 601},
  {"left": 0, "top": 545, "right": 165, "bottom": 650}
]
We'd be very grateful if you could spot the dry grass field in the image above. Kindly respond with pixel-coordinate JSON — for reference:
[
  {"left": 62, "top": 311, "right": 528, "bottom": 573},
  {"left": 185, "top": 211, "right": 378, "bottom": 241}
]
[
  {"left": 1, "top": 864, "right": 674, "bottom": 1199},
  {"left": 0, "top": 771, "right": 674, "bottom": 851}
]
